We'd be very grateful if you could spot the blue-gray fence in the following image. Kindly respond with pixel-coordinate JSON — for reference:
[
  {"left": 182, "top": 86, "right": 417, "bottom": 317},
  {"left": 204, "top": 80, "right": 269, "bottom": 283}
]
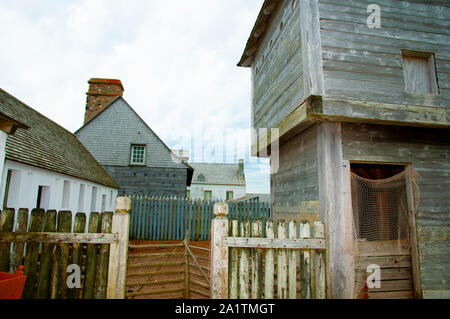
[{"left": 128, "top": 196, "right": 271, "bottom": 241}]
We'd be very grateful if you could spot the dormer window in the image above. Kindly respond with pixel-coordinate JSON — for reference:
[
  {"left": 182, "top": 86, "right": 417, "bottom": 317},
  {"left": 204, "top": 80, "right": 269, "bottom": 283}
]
[
  {"left": 131, "top": 145, "right": 146, "bottom": 165},
  {"left": 198, "top": 174, "right": 205, "bottom": 182}
]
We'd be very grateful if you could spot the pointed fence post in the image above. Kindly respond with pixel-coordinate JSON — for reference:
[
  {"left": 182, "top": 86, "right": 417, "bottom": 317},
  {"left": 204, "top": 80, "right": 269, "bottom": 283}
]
[
  {"left": 107, "top": 197, "right": 131, "bottom": 299},
  {"left": 210, "top": 202, "right": 229, "bottom": 299}
]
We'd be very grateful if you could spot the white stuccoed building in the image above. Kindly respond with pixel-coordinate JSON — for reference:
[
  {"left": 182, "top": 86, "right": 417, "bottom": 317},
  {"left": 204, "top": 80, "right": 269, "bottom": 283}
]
[
  {"left": 0, "top": 88, "right": 120, "bottom": 224},
  {"left": 187, "top": 160, "right": 246, "bottom": 201}
]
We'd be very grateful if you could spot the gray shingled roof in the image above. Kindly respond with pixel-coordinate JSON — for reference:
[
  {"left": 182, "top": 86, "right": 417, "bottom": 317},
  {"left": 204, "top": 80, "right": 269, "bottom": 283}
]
[
  {"left": 0, "top": 88, "right": 120, "bottom": 189},
  {"left": 189, "top": 163, "right": 245, "bottom": 186}
]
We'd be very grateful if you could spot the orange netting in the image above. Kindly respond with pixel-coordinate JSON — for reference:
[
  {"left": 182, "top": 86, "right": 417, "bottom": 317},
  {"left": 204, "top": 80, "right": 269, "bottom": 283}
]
[{"left": 350, "top": 166, "right": 420, "bottom": 298}]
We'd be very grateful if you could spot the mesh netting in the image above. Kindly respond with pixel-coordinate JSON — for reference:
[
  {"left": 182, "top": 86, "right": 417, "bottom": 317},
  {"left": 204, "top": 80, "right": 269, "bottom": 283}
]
[{"left": 350, "top": 166, "right": 420, "bottom": 298}]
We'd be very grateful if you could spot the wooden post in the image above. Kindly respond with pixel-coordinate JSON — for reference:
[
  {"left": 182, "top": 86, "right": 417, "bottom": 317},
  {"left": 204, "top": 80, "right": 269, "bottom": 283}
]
[
  {"left": 277, "top": 221, "right": 287, "bottom": 298},
  {"left": 95, "top": 212, "right": 113, "bottom": 299},
  {"left": 50, "top": 211, "right": 72, "bottom": 299},
  {"left": 251, "top": 220, "right": 262, "bottom": 299},
  {"left": 83, "top": 212, "right": 101, "bottom": 299},
  {"left": 67, "top": 212, "right": 86, "bottom": 299},
  {"left": 239, "top": 220, "right": 250, "bottom": 298},
  {"left": 229, "top": 219, "right": 239, "bottom": 299},
  {"left": 107, "top": 197, "right": 131, "bottom": 299},
  {"left": 36, "top": 210, "right": 57, "bottom": 299},
  {"left": 210, "top": 202, "right": 228, "bottom": 299},
  {"left": 405, "top": 168, "right": 423, "bottom": 299},
  {"left": 10, "top": 209, "right": 28, "bottom": 273},
  {"left": 0, "top": 208, "right": 15, "bottom": 272},
  {"left": 314, "top": 221, "right": 326, "bottom": 299},
  {"left": 288, "top": 220, "right": 297, "bottom": 299},
  {"left": 264, "top": 221, "right": 275, "bottom": 299},
  {"left": 22, "top": 209, "right": 45, "bottom": 299},
  {"left": 300, "top": 222, "right": 311, "bottom": 299}
]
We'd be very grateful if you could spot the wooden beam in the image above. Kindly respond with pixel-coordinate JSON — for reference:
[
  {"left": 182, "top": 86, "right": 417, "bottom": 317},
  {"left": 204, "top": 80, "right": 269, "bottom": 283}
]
[
  {"left": 0, "top": 232, "right": 117, "bottom": 244},
  {"left": 317, "top": 122, "right": 353, "bottom": 299},
  {"left": 319, "top": 98, "right": 450, "bottom": 128},
  {"left": 223, "top": 237, "right": 325, "bottom": 250},
  {"left": 253, "top": 96, "right": 318, "bottom": 157}
]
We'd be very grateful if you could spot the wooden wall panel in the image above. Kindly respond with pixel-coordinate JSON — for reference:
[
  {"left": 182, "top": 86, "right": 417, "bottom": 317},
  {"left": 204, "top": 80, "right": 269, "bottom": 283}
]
[
  {"left": 319, "top": 0, "right": 450, "bottom": 109},
  {"left": 252, "top": 0, "right": 304, "bottom": 131},
  {"left": 342, "top": 122, "right": 450, "bottom": 298},
  {"left": 272, "top": 125, "right": 319, "bottom": 216}
]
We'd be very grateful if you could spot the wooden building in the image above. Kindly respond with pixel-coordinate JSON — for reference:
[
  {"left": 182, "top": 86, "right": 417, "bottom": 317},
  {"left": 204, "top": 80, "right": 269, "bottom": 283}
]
[
  {"left": 75, "top": 78, "right": 193, "bottom": 197},
  {"left": 239, "top": 0, "right": 449, "bottom": 299}
]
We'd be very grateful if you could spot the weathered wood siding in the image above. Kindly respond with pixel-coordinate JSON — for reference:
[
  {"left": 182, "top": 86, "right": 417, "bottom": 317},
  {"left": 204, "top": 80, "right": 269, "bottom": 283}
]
[
  {"left": 319, "top": 0, "right": 450, "bottom": 108},
  {"left": 342, "top": 122, "right": 450, "bottom": 298},
  {"left": 252, "top": 0, "right": 304, "bottom": 131},
  {"left": 272, "top": 126, "right": 319, "bottom": 220}
]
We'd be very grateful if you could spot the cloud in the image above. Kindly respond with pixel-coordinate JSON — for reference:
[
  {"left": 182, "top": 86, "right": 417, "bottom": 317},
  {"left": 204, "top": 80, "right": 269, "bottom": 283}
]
[{"left": 0, "top": 0, "right": 269, "bottom": 193}]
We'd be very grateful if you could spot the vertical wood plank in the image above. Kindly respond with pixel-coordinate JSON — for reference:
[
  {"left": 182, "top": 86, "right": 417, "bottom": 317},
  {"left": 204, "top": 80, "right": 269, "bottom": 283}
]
[
  {"left": 210, "top": 202, "right": 229, "bottom": 299},
  {"left": 22, "top": 209, "right": 45, "bottom": 299},
  {"left": 94, "top": 212, "right": 113, "bottom": 299},
  {"left": 195, "top": 200, "right": 201, "bottom": 240},
  {"left": 288, "top": 220, "right": 297, "bottom": 299},
  {"left": 277, "top": 221, "right": 287, "bottom": 299},
  {"left": 82, "top": 212, "right": 101, "bottom": 299},
  {"left": 10, "top": 209, "right": 28, "bottom": 272},
  {"left": 0, "top": 208, "right": 15, "bottom": 272},
  {"left": 50, "top": 211, "right": 72, "bottom": 299},
  {"left": 239, "top": 220, "right": 250, "bottom": 299},
  {"left": 252, "top": 220, "right": 263, "bottom": 299},
  {"left": 405, "top": 168, "right": 423, "bottom": 299},
  {"left": 36, "top": 210, "right": 57, "bottom": 299},
  {"left": 229, "top": 219, "right": 239, "bottom": 299},
  {"left": 300, "top": 222, "right": 311, "bottom": 299},
  {"left": 264, "top": 221, "right": 275, "bottom": 299},
  {"left": 107, "top": 197, "right": 130, "bottom": 299},
  {"left": 313, "top": 221, "right": 326, "bottom": 299},
  {"left": 66, "top": 213, "right": 86, "bottom": 299}
]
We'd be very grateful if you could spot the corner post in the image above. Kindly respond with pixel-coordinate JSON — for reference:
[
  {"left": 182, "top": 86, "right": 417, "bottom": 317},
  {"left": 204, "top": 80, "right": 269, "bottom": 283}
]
[
  {"left": 107, "top": 197, "right": 131, "bottom": 299},
  {"left": 210, "top": 202, "right": 229, "bottom": 299}
]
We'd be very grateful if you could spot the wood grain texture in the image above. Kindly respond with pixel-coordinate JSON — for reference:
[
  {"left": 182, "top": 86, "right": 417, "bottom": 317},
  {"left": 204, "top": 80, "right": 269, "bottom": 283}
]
[
  {"left": 342, "top": 122, "right": 450, "bottom": 296},
  {"left": 35, "top": 210, "right": 57, "bottom": 299}
]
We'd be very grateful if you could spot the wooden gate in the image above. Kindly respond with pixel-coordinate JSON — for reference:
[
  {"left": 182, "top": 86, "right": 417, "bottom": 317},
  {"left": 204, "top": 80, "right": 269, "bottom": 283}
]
[
  {"left": 126, "top": 233, "right": 211, "bottom": 299},
  {"left": 0, "top": 197, "right": 130, "bottom": 299},
  {"left": 210, "top": 202, "right": 326, "bottom": 299}
]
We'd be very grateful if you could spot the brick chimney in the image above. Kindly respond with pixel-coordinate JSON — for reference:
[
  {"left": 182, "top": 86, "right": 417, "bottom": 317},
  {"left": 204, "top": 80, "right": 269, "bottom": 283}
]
[{"left": 84, "top": 78, "right": 124, "bottom": 124}]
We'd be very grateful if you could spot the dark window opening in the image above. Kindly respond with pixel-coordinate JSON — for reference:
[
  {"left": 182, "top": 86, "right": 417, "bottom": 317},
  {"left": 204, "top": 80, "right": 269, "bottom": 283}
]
[
  {"left": 3, "top": 170, "right": 12, "bottom": 209},
  {"left": 36, "top": 186, "right": 43, "bottom": 208}
]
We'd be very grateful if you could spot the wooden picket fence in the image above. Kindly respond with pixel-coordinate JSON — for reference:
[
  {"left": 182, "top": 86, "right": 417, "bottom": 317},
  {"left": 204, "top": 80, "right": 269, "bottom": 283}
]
[
  {"left": 211, "top": 202, "right": 327, "bottom": 299},
  {"left": 0, "top": 198, "right": 130, "bottom": 299},
  {"left": 129, "top": 196, "right": 271, "bottom": 241}
]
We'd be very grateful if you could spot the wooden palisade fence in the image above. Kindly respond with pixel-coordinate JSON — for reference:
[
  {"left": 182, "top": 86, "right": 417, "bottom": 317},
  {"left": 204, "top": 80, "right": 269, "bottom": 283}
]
[
  {"left": 129, "top": 195, "right": 271, "bottom": 241},
  {"left": 211, "top": 202, "right": 326, "bottom": 299},
  {"left": 0, "top": 197, "right": 130, "bottom": 299}
]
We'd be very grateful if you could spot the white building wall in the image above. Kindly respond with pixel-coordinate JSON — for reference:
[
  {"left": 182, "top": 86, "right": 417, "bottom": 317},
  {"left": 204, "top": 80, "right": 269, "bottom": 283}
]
[
  {"left": 188, "top": 183, "right": 246, "bottom": 201},
  {"left": 0, "top": 160, "right": 119, "bottom": 229}
]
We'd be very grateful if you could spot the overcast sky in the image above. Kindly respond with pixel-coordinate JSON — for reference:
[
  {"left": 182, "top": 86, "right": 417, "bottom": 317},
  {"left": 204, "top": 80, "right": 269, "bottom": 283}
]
[{"left": 0, "top": 0, "right": 270, "bottom": 194}]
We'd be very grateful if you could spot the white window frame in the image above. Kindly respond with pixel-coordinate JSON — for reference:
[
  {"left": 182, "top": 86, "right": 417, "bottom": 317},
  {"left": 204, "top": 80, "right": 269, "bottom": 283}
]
[{"left": 130, "top": 145, "right": 146, "bottom": 165}]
